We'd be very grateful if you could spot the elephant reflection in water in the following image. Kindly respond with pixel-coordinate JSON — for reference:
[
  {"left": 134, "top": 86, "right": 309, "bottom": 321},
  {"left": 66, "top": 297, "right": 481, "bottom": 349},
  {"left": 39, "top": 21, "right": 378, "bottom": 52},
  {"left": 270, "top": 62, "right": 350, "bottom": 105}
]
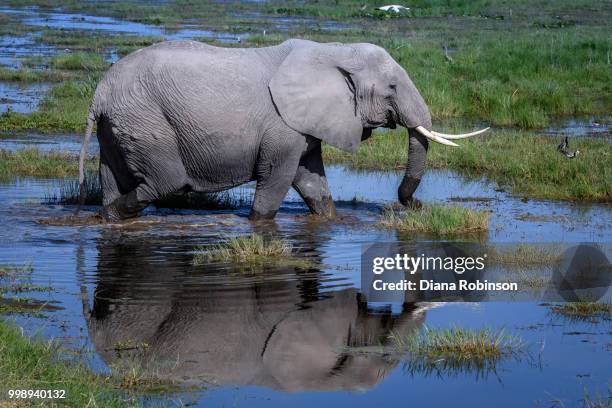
[{"left": 81, "top": 231, "right": 426, "bottom": 392}]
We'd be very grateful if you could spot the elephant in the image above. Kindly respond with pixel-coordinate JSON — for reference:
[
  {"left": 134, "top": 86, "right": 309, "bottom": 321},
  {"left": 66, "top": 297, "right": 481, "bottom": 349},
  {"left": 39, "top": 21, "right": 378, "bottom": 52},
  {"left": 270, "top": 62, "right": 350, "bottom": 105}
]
[
  {"left": 78, "top": 39, "right": 488, "bottom": 221},
  {"left": 79, "top": 231, "right": 428, "bottom": 391}
]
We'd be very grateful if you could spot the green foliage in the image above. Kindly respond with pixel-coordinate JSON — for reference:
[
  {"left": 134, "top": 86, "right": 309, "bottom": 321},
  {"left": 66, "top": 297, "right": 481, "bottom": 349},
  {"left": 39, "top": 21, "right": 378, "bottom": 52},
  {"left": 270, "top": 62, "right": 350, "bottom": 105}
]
[
  {"left": 193, "top": 234, "right": 314, "bottom": 270},
  {"left": 380, "top": 204, "right": 490, "bottom": 235},
  {"left": 0, "top": 321, "right": 138, "bottom": 407},
  {"left": 390, "top": 326, "right": 525, "bottom": 377},
  {"left": 0, "top": 148, "right": 84, "bottom": 179},
  {"left": 50, "top": 52, "right": 110, "bottom": 71}
]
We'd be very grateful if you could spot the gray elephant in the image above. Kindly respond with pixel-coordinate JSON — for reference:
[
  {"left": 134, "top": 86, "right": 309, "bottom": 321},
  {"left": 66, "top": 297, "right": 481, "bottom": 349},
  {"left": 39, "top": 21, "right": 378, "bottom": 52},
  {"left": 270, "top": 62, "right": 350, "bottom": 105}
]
[
  {"left": 78, "top": 39, "right": 487, "bottom": 220},
  {"left": 80, "top": 233, "right": 426, "bottom": 391}
]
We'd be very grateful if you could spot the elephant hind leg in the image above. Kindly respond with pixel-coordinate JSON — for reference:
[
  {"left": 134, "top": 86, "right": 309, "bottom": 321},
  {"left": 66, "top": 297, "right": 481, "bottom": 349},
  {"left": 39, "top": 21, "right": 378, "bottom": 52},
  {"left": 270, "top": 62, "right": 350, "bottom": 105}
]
[
  {"left": 292, "top": 144, "right": 336, "bottom": 218},
  {"left": 100, "top": 184, "right": 155, "bottom": 221}
]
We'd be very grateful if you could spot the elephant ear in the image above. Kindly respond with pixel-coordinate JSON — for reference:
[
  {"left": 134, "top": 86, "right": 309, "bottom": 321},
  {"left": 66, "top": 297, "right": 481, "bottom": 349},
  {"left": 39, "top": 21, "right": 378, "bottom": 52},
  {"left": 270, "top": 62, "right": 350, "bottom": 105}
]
[{"left": 269, "top": 44, "right": 363, "bottom": 153}]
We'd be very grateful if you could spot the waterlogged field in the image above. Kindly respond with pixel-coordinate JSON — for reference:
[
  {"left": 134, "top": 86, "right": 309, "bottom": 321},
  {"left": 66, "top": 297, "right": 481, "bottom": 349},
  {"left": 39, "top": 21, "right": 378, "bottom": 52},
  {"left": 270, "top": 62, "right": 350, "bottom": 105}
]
[{"left": 0, "top": 0, "right": 611, "bottom": 407}]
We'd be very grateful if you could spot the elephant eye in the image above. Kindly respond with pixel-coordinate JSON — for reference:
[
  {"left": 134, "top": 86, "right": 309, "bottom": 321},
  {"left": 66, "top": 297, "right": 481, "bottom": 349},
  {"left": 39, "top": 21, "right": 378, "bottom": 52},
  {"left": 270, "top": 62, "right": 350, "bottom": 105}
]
[{"left": 389, "top": 84, "right": 397, "bottom": 91}]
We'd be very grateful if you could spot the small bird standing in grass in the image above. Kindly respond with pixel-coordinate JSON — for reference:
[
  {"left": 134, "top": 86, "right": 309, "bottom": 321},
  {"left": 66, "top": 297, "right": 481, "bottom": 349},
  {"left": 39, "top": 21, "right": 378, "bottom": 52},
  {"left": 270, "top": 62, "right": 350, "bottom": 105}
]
[
  {"left": 377, "top": 5, "right": 410, "bottom": 12},
  {"left": 557, "top": 136, "right": 580, "bottom": 158}
]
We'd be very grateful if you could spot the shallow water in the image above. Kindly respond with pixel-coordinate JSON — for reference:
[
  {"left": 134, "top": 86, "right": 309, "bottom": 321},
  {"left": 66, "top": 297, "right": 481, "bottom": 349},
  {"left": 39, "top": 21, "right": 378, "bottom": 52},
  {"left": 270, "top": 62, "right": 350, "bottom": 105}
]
[
  {"left": 0, "top": 34, "right": 56, "bottom": 68},
  {"left": 541, "top": 116, "right": 612, "bottom": 139},
  {"left": 1, "top": 6, "right": 247, "bottom": 42},
  {"left": 0, "top": 82, "right": 50, "bottom": 113},
  {"left": 0, "top": 131, "right": 610, "bottom": 407}
]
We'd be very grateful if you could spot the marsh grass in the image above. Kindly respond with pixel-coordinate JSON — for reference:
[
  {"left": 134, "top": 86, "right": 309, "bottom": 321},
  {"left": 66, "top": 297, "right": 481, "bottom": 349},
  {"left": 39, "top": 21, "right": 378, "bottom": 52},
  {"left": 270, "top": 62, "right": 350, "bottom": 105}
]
[
  {"left": 49, "top": 52, "right": 110, "bottom": 72},
  {"left": 488, "top": 244, "right": 560, "bottom": 266},
  {"left": 0, "top": 66, "right": 77, "bottom": 82},
  {"left": 44, "top": 171, "right": 102, "bottom": 206},
  {"left": 390, "top": 327, "right": 525, "bottom": 377},
  {"left": 0, "top": 263, "right": 33, "bottom": 279},
  {"left": 551, "top": 302, "right": 612, "bottom": 321},
  {"left": 324, "top": 129, "right": 612, "bottom": 202},
  {"left": 0, "top": 148, "right": 90, "bottom": 179},
  {"left": 503, "top": 268, "right": 551, "bottom": 290},
  {"left": 379, "top": 204, "right": 490, "bottom": 235},
  {"left": 0, "top": 263, "right": 56, "bottom": 316},
  {"left": 193, "top": 234, "right": 314, "bottom": 270},
  {"left": 0, "top": 321, "right": 141, "bottom": 407},
  {"left": 43, "top": 171, "right": 249, "bottom": 210},
  {"left": 154, "top": 189, "right": 251, "bottom": 210},
  {"left": 0, "top": 78, "right": 98, "bottom": 132}
]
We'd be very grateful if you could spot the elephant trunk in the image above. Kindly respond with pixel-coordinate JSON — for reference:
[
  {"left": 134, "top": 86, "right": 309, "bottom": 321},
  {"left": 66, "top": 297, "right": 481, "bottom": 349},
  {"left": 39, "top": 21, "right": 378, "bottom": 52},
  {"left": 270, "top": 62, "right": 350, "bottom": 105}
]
[
  {"left": 398, "top": 128, "right": 429, "bottom": 206},
  {"left": 395, "top": 92, "right": 431, "bottom": 206}
]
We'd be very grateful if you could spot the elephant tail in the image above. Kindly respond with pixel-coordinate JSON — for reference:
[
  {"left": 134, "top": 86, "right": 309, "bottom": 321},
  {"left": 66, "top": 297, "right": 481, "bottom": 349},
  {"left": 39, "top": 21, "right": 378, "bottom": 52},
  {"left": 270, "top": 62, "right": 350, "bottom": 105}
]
[{"left": 76, "top": 108, "right": 96, "bottom": 210}]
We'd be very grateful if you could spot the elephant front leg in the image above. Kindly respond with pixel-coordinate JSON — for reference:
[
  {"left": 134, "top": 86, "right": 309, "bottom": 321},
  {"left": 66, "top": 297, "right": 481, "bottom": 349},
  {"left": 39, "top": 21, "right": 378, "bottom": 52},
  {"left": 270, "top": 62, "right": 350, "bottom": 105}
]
[
  {"left": 292, "top": 144, "right": 336, "bottom": 218},
  {"left": 249, "top": 145, "right": 302, "bottom": 221}
]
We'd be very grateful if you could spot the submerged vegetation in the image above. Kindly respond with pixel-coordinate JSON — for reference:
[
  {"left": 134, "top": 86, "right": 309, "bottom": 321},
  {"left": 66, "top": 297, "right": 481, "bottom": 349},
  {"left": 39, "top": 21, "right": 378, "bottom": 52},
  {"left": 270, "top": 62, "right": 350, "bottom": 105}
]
[
  {"left": 390, "top": 327, "right": 526, "bottom": 377},
  {"left": 193, "top": 234, "right": 314, "bottom": 270},
  {"left": 551, "top": 302, "right": 612, "bottom": 321},
  {"left": 380, "top": 204, "right": 490, "bottom": 235}
]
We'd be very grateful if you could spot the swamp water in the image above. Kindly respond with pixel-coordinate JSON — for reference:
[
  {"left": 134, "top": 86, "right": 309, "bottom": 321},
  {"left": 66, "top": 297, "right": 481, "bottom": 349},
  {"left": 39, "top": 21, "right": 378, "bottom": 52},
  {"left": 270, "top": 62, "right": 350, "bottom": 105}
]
[{"left": 0, "top": 135, "right": 610, "bottom": 407}]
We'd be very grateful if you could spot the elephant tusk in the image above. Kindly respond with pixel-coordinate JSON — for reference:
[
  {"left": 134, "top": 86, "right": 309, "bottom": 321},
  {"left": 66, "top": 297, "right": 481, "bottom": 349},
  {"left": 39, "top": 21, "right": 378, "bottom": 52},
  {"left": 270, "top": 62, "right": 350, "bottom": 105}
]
[
  {"left": 415, "top": 126, "right": 459, "bottom": 147},
  {"left": 431, "top": 127, "right": 490, "bottom": 139}
]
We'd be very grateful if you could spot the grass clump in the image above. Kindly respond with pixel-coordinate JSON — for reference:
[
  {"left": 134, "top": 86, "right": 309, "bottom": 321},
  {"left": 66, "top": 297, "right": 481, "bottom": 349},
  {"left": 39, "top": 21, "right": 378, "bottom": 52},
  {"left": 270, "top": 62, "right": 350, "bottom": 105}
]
[
  {"left": 43, "top": 170, "right": 250, "bottom": 210},
  {"left": 390, "top": 326, "right": 525, "bottom": 377},
  {"left": 380, "top": 204, "right": 490, "bottom": 235},
  {"left": 50, "top": 52, "right": 110, "bottom": 72},
  {"left": 0, "top": 263, "right": 33, "bottom": 279},
  {"left": 551, "top": 302, "right": 612, "bottom": 320},
  {"left": 0, "top": 67, "right": 77, "bottom": 82},
  {"left": 44, "top": 171, "right": 102, "bottom": 206},
  {"left": 0, "top": 263, "right": 57, "bottom": 316},
  {"left": 193, "top": 234, "right": 314, "bottom": 270},
  {"left": 0, "top": 148, "right": 87, "bottom": 179},
  {"left": 488, "top": 244, "right": 560, "bottom": 265}
]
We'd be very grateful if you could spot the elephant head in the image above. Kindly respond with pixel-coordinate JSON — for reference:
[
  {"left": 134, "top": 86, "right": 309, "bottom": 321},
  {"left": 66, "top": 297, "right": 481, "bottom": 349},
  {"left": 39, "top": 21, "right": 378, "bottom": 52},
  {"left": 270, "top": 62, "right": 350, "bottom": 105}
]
[{"left": 269, "top": 41, "right": 488, "bottom": 206}]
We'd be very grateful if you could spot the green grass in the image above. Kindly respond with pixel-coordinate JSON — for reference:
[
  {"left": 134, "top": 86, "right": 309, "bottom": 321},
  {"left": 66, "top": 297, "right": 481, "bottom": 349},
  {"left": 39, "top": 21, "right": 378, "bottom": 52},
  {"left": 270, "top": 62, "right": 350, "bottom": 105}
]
[
  {"left": 0, "top": 321, "right": 138, "bottom": 407},
  {"left": 0, "top": 66, "right": 77, "bottom": 82},
  {"left": 379, "top": 204, "right": 490, "bottom": 235},
  {"left": 389, "top": 326, "right": 525, "bottom": 377},
  {"left": 551, "top": 302, "right": 612, "bottom": 320},
  {"left": 193, "top": 233, "right": 315, "bottom": 270},
  {"left": 324, "top": 129, "right": 612, "bottom": 202},
  {"left": 0, "top": 78, "right": 98, "bottom": 132},
  {"left": 49, "top": 52, "right": 110, "bottom": 72},
  {"left": 0, "top": 148, "right": 86, "bottom": 179},
  {"left": 44, "top": 170, "right": 103, "bottom": 206}
]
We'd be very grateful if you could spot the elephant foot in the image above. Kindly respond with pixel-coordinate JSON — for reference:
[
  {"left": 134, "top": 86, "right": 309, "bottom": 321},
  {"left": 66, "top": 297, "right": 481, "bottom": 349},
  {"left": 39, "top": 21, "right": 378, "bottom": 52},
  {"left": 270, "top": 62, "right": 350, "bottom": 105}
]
[
  {"left": 248, "top": 209, "right": 277, "bottom": 221},
  {"left": 100, "top": 190, "right": 150, "bottom": 222},
  {"left": 304, "top": 195, "right": 336, "bottom": 218}
]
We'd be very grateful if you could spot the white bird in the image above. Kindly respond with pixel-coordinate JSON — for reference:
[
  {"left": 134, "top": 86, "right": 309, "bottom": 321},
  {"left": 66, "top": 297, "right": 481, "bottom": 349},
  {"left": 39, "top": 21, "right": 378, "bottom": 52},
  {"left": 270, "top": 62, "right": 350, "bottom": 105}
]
[{"left": 377, "top": 5, "right": 409, "bottom": 12}]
